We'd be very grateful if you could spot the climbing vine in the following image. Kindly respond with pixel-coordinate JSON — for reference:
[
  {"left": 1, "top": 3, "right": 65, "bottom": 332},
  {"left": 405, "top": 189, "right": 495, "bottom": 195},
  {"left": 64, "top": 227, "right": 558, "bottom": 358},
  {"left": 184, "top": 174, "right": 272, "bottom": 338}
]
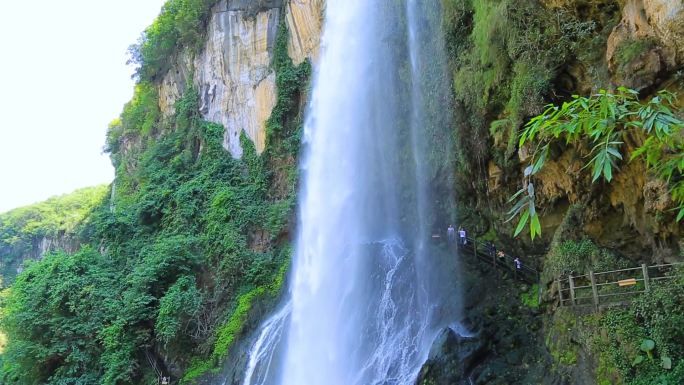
[{"left": 509, "top": 88, "right": 684, "bottom": 239}]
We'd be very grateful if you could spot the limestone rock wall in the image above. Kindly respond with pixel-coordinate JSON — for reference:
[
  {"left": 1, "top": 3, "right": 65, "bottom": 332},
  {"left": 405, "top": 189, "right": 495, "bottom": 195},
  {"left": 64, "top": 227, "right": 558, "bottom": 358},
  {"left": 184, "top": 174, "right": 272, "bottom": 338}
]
[
  {"left": 643, "top": 0, "right": 684, "bottom": 65},
  {"left": 3, "top": 234, "right": 79, "bottom": 277},
  {"left": 606, "top": 0, "right": 684, "bottom": 88},
  {"left": 287, "top": 0, "right": 325, "bottom": 65},
  {"left": 158, "top": 0, "right": 325, "bottom": 158}
]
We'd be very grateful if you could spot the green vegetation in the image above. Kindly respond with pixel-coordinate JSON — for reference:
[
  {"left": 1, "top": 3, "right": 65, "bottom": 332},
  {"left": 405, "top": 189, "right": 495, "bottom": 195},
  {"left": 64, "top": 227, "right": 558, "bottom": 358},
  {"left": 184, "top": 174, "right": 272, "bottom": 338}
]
[
  {"left": 544, "top": 239, "right": 629, "bottom": 279},
  {"left": 106, "top": 82, "right": 161, "bottom": 146},
  {"left": 0, "top": 185, "right": 108, "bottom": 239},
  {"left": 0, "top": 12, "right": 310, "bottom": 385},
  {"left": 520, "top": 284, "right": 540, "bottom": 309},
  {"left": 542, "top": 240, "right": 684, "bottom": 384},
  {"left": 128, "top": 0, "right": 221, "bottom": 81},
  {"left": 182, "top": 259, "right": 289, "bottom": 384},
  {"left": 585, "top": 274, "right": 684, "bottom": 385},
  {"left": 546, "top": 307, "right": 580, "bottom": 367},
  {"left": 0, "top": 185, "right": 108, "bottom": 286},
  {"left": 441, "top": 0, "right": 605, "bottom": 183},
  {"left": 511, "top": 88, "right": 684, "bottom": 239}
]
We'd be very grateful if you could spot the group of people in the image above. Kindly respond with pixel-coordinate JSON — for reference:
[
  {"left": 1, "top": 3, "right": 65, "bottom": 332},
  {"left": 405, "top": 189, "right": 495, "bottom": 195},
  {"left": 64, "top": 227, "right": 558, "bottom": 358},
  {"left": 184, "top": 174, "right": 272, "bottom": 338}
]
[
  {"left": 446, "top": 224, "right": 467, "bottom": 245},
  {"left": 446, "top": 224, "right": 523, "bottom": 273}
]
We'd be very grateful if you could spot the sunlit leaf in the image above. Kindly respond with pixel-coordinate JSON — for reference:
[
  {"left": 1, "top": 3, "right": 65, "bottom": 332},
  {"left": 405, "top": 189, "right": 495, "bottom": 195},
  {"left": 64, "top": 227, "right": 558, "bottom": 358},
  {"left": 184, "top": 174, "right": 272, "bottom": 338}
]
[
  {"left": 514, "top": 210, "right": 530, "bottom": 237},
  {"left": 530, "top": 213, "right": 541, "bottom": 240}
]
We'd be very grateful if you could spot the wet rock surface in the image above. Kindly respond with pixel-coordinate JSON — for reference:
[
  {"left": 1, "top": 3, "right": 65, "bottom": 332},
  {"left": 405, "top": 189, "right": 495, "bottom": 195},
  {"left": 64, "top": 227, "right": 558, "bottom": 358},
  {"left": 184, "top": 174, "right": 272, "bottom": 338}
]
[{"left": 418, "top": 247, "right": 561, "bottom": 385}]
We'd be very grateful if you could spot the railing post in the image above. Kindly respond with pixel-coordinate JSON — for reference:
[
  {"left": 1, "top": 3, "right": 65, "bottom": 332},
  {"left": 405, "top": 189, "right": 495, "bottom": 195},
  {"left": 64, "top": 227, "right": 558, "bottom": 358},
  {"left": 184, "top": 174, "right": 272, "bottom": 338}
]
[
  {"left": 568, "top": 275, "right": 576, "bottom": 306},
  {"left": 538, "top": 280, "right": 543, "bottom": 307},
  {"left": 642, "top": 263, "right": 650, "bottom": 292},
  {"left": 589, "top": 270, "right": 599, "bottom": 311},
  {"left": 557, "top": 279, "right": 565, "bottom": 306}
]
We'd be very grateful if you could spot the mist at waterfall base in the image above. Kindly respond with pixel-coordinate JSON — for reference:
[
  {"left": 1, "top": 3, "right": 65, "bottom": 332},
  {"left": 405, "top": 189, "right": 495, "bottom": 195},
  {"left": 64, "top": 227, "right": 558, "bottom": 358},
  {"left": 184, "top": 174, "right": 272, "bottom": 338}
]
[{"left": 240, "top": 1, "right": 461, "bottom": 384}]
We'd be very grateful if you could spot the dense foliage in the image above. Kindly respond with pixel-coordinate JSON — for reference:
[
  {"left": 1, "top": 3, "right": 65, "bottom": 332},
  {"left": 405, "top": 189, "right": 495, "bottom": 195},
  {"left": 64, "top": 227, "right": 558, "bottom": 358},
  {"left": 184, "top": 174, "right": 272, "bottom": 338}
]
[
  {"left": 544, "top": 239, "right": 629, "bottom": 279},
  {"left": 0, "top": 15, "right": 310, "bottom": 385},
  {"left": 511, "top": 88, "right": 684, "bottom": 239},
  {"left": 128, "top": 0, "right": 220, "bottom": 81},
  {"left": 441, "top": 0, "right": 615, "bottom": 185},
  {"left": 587, "top": 275, "right": 684, "bottom": 385},
  {"left": 0, "top": 186, "right": 108, "bottom": 286}
]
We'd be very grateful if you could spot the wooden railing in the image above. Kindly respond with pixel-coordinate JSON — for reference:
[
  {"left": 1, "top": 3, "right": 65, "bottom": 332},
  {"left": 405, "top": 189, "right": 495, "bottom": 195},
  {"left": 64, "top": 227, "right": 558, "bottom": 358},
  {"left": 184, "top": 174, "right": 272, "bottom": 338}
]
[
  {"left": 556, "top": 262, "right": 684, "bottom": 309},
  {"left": 457, "top": 236, "right": 541, "bottom": 285}
]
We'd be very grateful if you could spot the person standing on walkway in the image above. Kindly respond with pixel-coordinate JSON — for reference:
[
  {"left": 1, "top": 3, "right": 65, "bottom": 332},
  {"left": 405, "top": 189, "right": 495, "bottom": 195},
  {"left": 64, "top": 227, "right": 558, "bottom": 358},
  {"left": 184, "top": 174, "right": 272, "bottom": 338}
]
[
  {"left": 447, "top": 224, "right": 455, "bottom": 244},
  {"left": 514, "top": 257, "right": 522, "bottom": 279},
  {"left": 458, "top": 227, "right": 467, "bottom": 245},
  {"left": 487, "top": 241, "right": 496, "bottom": 267}
]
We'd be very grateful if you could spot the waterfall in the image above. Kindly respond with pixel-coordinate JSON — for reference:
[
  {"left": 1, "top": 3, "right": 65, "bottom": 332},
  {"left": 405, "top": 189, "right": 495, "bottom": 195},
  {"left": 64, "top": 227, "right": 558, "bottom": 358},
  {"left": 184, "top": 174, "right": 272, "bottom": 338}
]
[{"left": 240, "top": 1, "right": 460, "bottom": 384}]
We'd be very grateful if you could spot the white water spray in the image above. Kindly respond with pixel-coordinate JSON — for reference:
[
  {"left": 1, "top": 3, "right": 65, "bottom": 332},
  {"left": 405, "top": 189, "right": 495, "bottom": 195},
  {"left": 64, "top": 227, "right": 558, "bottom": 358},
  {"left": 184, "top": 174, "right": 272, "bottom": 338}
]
[
  {"left": 242, "top": 302, "right": 291, "bottom": 385},
  {"left": 240, "top": 1, "right": 459, "bottom": 384}
]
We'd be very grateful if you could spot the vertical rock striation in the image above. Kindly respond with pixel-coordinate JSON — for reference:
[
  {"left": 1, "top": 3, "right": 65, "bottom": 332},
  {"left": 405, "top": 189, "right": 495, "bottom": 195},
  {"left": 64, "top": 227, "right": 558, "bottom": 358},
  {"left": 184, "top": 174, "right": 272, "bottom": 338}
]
[{"left": 158, "top": 0, "right": 324, "bottom": 158}]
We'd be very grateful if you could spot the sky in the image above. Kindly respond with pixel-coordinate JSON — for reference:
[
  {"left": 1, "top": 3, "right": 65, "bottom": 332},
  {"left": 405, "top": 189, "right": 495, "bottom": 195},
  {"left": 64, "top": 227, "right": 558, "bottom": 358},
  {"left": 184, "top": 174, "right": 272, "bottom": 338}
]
[{"left": 0, "top": 0, "right": 167, "bottom": 213}]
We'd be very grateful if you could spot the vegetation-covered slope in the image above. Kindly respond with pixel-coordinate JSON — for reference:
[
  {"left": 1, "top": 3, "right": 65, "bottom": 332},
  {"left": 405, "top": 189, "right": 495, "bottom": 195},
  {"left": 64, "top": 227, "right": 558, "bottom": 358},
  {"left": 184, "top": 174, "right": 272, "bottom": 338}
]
[
  {"left": 0, "top": 185, "right": 108, "bottom": 286},
  {"left": 0, "top": 2, "right": 310, "bottom": 383},
  {"left": 434, "top": 1, "right": 684, "bottom": 384}
]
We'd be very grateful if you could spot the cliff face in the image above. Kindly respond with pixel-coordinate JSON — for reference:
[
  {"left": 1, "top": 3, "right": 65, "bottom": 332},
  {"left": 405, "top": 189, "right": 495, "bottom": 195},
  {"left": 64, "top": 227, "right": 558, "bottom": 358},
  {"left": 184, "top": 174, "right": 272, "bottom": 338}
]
[
  {"left": 606, "top": 0, "right": 684, "bottom": 89},
  {"left": 447, "top": 0, "right": 683, "bottom": 261},
  {"left": 158, "top": 0, "right": 323, "bottom": 157},
  {"left": 0, "top": 233, "right": 79, "bottom": 281},
  {"left": 434, "top": 1, "right": 684, "bottom": 384},
  {"left": 0, "top": 185, "right": 108, "bottom": 286}
]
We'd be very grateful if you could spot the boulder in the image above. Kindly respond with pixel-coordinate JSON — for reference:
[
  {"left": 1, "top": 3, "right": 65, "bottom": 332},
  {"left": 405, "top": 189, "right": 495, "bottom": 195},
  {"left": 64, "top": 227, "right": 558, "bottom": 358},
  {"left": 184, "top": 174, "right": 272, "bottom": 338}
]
[{"left": 415, "top": 327, "right": 488, "bottom": 385}]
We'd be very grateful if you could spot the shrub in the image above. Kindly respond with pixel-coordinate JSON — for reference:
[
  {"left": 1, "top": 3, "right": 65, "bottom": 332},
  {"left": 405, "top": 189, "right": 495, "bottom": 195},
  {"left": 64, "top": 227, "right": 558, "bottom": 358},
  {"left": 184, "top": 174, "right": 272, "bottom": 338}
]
[
  {"left": 545, "top": 239, "right": 628, "bottom": 278},
  {"left": 585, "top": 274, "right": 684, "bottom": 385},
  {"left": 128, "top": 0, "right": 221, "bottom": 81}
]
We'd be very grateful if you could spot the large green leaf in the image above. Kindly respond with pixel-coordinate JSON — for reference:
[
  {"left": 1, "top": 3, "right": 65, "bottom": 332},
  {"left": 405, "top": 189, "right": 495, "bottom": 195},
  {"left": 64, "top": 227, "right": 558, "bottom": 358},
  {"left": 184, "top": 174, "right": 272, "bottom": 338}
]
[
  {"left": 514, "top": 210, "right": 530, "bottom": 237},
  {"left": 640, "top": 339, "right": 655, "bottom": 352},
  {"left": 661, "top": 356, "right": 672, "bottom": 370},
  {"left": 530, "top": 213, "right": 541, "bottom": 240}
]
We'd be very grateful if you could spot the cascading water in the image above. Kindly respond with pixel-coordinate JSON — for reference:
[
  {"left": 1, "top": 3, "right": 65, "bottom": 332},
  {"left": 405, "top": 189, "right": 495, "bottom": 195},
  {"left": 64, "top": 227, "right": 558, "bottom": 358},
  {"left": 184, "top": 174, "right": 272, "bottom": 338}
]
[{"left": 240, "top": 1, "right": 460, "bottom": 384}]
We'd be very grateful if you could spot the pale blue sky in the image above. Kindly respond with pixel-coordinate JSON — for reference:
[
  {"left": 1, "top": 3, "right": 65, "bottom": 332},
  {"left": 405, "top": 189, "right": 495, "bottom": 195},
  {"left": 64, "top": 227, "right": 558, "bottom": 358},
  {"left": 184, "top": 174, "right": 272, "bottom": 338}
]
[{"left": 0, "top": 0, "right": 167, "bottom": 213}]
